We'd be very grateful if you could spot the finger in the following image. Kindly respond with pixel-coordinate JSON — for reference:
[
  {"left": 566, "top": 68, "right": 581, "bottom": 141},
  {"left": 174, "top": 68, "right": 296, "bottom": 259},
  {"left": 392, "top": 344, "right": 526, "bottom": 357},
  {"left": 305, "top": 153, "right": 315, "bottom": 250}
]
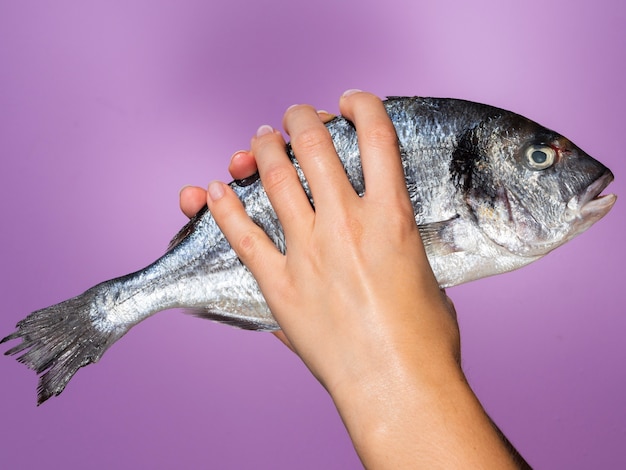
[
  {"left": 317, "top": 110, "right": 336, "bottom": 123},
  {"left": 179, "top": 185, "right": 209, "bottom": 218},
  {"left": 339, "top": 91, "right": 408, "bottom": 203},
  {"left": 251, "top": 125, "right": 314, "bottom": 234},
  {"left": 206, "top": 180, "right": 283, "bottom": 283},
  {"left": 282, "top": 105, "right": 356, "bottom": 205},
  {"left": 228, "top": 150, "right": 258, "bottom": 180}
]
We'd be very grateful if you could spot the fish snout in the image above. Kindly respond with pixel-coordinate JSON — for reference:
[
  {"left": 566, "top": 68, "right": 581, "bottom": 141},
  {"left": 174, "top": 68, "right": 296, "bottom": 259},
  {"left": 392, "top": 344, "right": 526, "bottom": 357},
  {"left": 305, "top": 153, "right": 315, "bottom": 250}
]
[{"left": 565, "top": 169, "right": 616, "bottom": 224}]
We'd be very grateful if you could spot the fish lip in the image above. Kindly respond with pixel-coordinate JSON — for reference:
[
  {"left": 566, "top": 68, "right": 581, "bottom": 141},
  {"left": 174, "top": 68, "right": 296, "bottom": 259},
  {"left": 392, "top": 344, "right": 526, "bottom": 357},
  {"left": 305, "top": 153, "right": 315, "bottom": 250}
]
[
  {"left": 566, "top": 169, "right": 617, "bottom": 221},
  {"left": 580, "top": 169, "right": 614, "bottom": 206}
]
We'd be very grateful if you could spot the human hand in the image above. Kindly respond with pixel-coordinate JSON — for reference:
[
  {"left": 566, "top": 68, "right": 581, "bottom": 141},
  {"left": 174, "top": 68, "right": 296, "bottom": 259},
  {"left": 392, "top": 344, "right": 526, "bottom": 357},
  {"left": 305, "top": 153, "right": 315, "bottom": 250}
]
[
  {"left": 228, "top": 95, "right": 457, "bottom": 377},
  {"left": 180, "top": 94, "right": 460, "bottom": 370},
  {"left": 180, "top": 91, "right": 525, "bottom": 468}
]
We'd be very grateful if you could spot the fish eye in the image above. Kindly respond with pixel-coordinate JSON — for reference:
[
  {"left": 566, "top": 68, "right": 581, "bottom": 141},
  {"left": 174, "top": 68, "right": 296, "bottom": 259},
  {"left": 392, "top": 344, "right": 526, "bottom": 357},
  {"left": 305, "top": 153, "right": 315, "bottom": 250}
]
[{"left": 525, "top": 144, "right": 557, "bottom": 170}]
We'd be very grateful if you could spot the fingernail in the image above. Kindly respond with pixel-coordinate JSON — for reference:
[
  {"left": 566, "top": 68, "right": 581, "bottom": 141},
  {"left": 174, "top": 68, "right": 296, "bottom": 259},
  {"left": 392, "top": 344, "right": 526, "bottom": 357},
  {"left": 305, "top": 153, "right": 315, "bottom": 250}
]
[
  {"left": 286, "top": 104, "right": 299, "bottom": 112},
  {"left": 256, "top": 124, "right": 274, "bottom": 137},
  {"left": 317, "top": 110, "right": 336, "bottom": 122},
  {"left": 207, "top": 181, "right": 225, "bottom": 201},
  {"left": 230, "top": 150, "right": 248, "bottom": 162},
  {"left": 342, "top": 89, "right": 361, "bottom": 97}
]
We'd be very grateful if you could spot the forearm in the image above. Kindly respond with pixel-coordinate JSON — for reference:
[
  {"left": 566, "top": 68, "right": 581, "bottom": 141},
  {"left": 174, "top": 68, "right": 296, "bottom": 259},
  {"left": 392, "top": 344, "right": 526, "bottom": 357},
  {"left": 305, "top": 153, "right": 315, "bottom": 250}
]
[{"left": 331, "top": 351, "right": 527, "bottom": 469}]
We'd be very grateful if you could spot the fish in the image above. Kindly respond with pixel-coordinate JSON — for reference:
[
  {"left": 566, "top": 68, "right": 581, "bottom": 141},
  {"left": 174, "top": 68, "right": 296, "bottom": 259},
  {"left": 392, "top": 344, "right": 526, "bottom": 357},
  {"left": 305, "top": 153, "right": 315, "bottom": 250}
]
[{"left": 1, "top": 97, "right": 616, "bottom": 405}]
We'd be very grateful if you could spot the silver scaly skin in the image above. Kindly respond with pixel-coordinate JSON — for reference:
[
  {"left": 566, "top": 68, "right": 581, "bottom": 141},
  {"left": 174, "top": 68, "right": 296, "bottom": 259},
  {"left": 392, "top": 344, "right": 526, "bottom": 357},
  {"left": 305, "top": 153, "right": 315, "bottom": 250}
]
[{"left": 2, "top": 97, "right": 616, "bottom": 404}]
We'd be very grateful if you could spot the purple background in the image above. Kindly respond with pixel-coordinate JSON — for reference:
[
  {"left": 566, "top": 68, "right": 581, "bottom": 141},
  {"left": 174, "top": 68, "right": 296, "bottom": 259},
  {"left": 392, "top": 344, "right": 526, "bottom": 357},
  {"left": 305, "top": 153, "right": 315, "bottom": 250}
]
[{"left": 0, "top": 1, "right": 624, "bottom": 468}]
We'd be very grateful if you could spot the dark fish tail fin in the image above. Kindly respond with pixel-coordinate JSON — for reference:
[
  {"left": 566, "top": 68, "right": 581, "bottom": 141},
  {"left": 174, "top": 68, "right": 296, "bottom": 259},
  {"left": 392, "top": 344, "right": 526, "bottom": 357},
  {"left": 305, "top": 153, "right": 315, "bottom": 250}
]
[{"left": 1, "top": 287, "right": 126, "bottom": 405}]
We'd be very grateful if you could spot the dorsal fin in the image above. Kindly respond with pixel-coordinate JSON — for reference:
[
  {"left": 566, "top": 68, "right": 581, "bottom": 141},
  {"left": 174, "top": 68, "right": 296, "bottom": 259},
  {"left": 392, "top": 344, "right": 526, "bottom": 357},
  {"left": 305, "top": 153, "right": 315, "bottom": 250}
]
[{"left": 166, "top": 205, "right": 208, "bottom": 253}]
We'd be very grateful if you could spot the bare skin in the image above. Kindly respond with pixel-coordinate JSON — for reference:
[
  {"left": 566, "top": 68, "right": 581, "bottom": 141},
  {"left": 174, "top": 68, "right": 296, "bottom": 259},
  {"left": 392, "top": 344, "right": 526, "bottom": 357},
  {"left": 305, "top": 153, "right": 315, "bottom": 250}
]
[{"left": 180, "top": 91, "right": 529, "bottom": 469}]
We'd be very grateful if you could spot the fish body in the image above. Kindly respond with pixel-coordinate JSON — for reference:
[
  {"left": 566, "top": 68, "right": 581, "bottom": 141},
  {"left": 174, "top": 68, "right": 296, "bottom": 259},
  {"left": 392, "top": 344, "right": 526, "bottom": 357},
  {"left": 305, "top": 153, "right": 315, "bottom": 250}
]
[{"left": 2, "top": 97, "right": 616, "bottom": 404}]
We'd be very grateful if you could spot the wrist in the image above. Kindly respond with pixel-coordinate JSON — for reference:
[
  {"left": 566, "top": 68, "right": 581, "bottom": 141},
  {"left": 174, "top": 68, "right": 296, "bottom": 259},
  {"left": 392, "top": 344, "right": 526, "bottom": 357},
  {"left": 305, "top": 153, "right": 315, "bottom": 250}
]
[
  {"left": 328, "top": 345, "right": 519, "bottom": 469},
  {"left": 330, "top": 350, "right": 460, "bottom": 466}
]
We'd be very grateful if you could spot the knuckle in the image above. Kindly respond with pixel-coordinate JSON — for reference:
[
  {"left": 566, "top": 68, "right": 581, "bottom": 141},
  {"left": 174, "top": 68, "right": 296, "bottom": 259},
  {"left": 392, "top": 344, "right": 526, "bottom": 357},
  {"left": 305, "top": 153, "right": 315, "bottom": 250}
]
[
  {"left": 235, "top": 229, "right": 264, "bottom": 260},
  {"left": 362, "top": 121, "right": 398, "bottom": 149},
  {"left": 335, "top": 213, "right": 365, "bottom": 245},
  {"left": 262, "top": 163, "right": 293, "bottom": 194},
  {"left": 291, "top": 126, "right": 328, "bottom": 155},
  {"left": 389, "top": 204, "right": 418, "bottom": 230},
  {"left": 391, "top": 195, "right": 416, "bottom": 218}
]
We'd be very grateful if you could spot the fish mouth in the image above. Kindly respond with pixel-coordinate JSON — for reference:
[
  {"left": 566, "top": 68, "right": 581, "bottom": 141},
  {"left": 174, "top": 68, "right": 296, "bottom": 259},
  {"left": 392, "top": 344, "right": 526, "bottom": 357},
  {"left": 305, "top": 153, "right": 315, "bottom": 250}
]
[{"left": 566, "top": 169, "right": 617, "bottom": 223}]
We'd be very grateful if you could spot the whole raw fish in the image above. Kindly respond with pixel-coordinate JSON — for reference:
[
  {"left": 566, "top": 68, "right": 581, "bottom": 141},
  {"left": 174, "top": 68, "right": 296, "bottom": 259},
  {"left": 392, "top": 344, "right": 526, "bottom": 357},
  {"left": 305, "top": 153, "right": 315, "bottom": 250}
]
[{"left": 2, "top": 97, "right": 616, "bottom": 404}]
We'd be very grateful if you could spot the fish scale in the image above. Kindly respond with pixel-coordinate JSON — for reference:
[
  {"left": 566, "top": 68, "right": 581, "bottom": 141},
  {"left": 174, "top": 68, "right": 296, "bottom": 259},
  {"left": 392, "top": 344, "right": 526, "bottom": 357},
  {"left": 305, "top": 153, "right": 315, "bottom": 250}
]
[{"left": 2, "top": 96, "right": 616, "bottom": 404}]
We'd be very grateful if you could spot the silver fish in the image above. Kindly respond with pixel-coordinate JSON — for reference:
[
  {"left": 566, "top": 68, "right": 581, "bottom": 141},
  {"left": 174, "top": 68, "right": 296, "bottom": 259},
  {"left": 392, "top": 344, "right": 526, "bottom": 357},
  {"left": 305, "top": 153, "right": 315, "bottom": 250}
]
[{"left": 2, "top": 97, "right": 616, "bottom": 404}]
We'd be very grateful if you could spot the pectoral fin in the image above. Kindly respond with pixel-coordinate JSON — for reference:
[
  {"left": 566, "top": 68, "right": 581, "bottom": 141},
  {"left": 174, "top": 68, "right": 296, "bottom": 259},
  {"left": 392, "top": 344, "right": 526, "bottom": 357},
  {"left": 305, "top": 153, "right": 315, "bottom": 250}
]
[{"left": 417, "top": 215, "right": 461, "bottom": 256}]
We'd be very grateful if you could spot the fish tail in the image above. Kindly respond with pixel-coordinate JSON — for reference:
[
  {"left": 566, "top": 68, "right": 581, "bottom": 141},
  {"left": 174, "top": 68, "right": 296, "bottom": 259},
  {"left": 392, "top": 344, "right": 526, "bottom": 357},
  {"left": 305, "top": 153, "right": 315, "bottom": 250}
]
[{"left": 1, "top": 287, "right": 126, "bottom": 405}]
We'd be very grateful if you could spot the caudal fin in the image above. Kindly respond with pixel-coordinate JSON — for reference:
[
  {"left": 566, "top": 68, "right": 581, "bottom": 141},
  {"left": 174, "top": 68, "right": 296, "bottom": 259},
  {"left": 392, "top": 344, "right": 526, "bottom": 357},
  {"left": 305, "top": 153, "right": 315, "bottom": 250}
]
[{"left": 2, "top": 289, "right": 124, "bottom": 405}]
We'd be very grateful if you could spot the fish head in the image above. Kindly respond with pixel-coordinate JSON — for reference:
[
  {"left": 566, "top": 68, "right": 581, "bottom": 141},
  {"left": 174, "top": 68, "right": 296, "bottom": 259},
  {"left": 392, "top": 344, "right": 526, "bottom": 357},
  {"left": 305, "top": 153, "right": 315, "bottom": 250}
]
[{"left": 454, "top": 113, "right": 616, "bottom": 258}]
